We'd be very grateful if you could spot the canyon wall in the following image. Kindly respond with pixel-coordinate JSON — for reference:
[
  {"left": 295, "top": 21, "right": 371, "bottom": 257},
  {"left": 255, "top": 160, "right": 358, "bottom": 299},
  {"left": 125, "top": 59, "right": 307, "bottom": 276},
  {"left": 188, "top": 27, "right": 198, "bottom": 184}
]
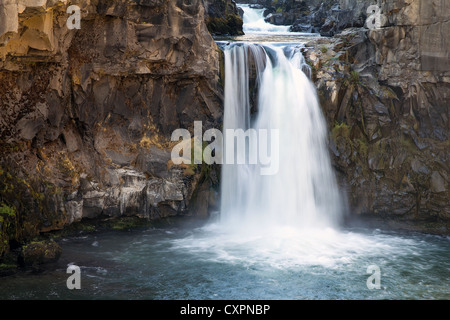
[
  {"left": 304, "top": 0, "right": 449, "bottom": 231},
  {"left": 0, "top": 0, "right": 222, "bottom": 257}
]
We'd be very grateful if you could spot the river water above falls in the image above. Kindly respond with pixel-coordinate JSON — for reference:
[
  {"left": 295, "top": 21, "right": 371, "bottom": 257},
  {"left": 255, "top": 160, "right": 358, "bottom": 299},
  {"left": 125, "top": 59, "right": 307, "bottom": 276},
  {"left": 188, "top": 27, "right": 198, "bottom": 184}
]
[{"left": 1, "top": 5, "right": 449, "bottom": 300}]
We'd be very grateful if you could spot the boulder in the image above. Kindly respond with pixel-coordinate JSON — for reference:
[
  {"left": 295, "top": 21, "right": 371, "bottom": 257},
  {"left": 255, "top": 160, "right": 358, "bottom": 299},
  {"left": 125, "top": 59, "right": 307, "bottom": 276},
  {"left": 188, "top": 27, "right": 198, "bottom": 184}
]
[{"left": 21, "top": 240, "right": 62, "bottom": 267}]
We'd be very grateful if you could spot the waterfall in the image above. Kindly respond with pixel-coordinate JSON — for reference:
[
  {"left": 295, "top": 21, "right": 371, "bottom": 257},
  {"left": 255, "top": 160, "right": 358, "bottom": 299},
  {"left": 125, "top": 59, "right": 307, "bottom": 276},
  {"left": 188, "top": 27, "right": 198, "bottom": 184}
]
[
  {"left": 240, "top": 4, "right": 291, "bottom": 34},
  {"left": 220, "top": 42, "right": 344, "bottom": 232}
]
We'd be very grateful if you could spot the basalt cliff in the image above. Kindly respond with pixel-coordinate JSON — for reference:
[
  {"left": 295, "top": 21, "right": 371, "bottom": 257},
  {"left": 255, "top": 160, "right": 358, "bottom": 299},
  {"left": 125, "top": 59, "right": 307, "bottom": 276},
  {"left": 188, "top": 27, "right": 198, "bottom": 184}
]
[
  {"left": 302, "top": 0, "right": 449, "bottom": 232},
  {"left": 0, "top": 0, "right": 223, "bottom": 261}
]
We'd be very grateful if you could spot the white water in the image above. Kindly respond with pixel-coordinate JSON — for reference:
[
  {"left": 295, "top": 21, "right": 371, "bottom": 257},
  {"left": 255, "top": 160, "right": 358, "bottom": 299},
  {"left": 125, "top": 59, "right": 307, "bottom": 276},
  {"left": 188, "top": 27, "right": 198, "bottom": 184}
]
[
  {"left": 167, "top": 33, "right": 445, "bottom": 284},
  {"left": 241, "top": 4, "right": 291, "bottom": 34},
  {"left": 221, "top": 43, "right": 343, "bottom": 232},
  {"left": 189, "top": 5, "right": 350, "bottom": 268},
  {"left": 209, "top": 3, "right": 349, "bottom": 268}
]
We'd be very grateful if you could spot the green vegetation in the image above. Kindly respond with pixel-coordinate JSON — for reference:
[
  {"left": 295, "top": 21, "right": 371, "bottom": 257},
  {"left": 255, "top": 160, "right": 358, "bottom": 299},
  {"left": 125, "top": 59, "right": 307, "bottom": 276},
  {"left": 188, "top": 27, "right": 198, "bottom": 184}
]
[
  {"left": 0, "top": 203, "right": 15, "bottom": 217},
  {"left": 349, "top": 70, "right": 361, "bottom": 85},
  {"left": 217, "top": 48, "right": 225, "bottom": 87},
  {"left": 331, "top": 121, "right": 351, "bottom": 140},
  {"left": 0, "top": 200, "right": 17, "bottom": 256},
  {"left": 0, "top": 263, "right": 17, "bottom": 276},
  {"left": 108, "top": 217, "right": 152, "bottom": 231},
  {"left": 399, "top": 133, "right": 418, "bottom": 154},
  {"left": 0, "top": 161, "right": 66, "bottom": 259},
  {"left": 330, "top": 121, "right": 370, "bottom": 165},
  {"left": 355, "top": 138, "right": 368, "bottom": 161}
]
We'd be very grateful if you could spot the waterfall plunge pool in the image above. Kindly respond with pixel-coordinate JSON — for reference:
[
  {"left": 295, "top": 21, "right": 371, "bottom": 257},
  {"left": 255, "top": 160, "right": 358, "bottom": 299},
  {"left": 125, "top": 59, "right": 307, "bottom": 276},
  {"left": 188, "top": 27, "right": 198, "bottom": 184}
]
[{"left": 0, "top": 219, "right": 449, "bottom": 300}]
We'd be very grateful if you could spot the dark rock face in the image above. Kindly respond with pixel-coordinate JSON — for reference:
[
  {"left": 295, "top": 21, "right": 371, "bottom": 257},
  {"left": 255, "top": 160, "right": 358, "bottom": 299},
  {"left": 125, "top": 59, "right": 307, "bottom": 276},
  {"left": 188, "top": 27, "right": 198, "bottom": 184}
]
[
  {"left": 290, "top": 0, "right": 370, "bottom": 35},
  {"left": 0, "top": 0, "right": 222, "bottom": 257},
  {"left": 304, "top": 17, "right": 449, "bottom": 230},
  {"left": 203, "top": 0, "right": 244, "bottom": 35}
]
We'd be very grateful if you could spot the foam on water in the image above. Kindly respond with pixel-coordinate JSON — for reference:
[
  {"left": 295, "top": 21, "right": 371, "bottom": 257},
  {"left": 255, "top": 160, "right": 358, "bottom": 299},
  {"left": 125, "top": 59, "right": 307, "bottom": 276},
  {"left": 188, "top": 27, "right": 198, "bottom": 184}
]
[
  {"left": 182, "top": 6, "right": 414, "bottom": 273},
  {"left": 169, "top": 222, "right": 422, "bottom": 272},
  {"left": 221, "top": 42, "right": 344, "bottom": 231},
  {"left": 241, "top": 4, "right": 291, "bottom": 34}
]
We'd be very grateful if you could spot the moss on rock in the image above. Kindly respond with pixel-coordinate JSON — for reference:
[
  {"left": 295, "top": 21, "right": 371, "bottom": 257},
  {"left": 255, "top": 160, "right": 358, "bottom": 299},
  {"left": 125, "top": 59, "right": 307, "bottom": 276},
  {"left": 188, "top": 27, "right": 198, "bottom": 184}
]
[
  {"left": 21, "top": 239, "right": 62, "bottom": 267},
  {"left": 0, "top": 203, "right": 16, "bottom": 257}
]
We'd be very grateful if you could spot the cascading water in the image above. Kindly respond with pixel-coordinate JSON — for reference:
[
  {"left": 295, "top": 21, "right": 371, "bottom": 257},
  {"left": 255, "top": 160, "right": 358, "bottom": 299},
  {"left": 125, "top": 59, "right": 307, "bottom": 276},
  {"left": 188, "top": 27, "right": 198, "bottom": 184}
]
[
  {"left": 220, "top": 43, "right": 344, "bottom": 231},
  {"left": 240, "top": 4, "right": 291, "bottom": 33}
]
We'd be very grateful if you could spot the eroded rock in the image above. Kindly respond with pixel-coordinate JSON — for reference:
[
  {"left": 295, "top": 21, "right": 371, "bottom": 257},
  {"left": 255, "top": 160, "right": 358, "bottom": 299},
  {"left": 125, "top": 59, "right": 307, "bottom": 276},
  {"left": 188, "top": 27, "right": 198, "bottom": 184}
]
[
  {"left": 304, "top": 5, "right": 449, "bottom": 226},
  {"left": 0, "top": 0, "right": 222, "bottom": 259}
]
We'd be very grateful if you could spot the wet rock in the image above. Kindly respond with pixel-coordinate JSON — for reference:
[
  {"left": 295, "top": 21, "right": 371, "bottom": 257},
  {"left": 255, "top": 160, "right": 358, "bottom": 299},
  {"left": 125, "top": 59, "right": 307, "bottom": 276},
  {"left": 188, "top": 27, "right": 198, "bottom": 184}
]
[
  {"left": 82, "top": 190, "right": 107, "bottom": 219},
  {"left": 188, "top": 179, "right": 214, "bottom": 218},
  {"left": 21, "top": 240, "right": 62, "bottom": 267}
]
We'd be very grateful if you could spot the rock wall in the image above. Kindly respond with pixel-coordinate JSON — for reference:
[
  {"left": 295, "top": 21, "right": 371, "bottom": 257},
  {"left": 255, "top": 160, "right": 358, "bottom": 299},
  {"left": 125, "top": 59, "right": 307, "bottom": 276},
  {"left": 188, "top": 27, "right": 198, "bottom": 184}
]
[
  {"left": 0, "top": 0, "right": 222, "bottom": 257},
  {"left": 203, "top": 0, "right": 244, "bottom": 35},
  {"left": 304, "top": 0, "right": 449, "bottom": 232}
]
